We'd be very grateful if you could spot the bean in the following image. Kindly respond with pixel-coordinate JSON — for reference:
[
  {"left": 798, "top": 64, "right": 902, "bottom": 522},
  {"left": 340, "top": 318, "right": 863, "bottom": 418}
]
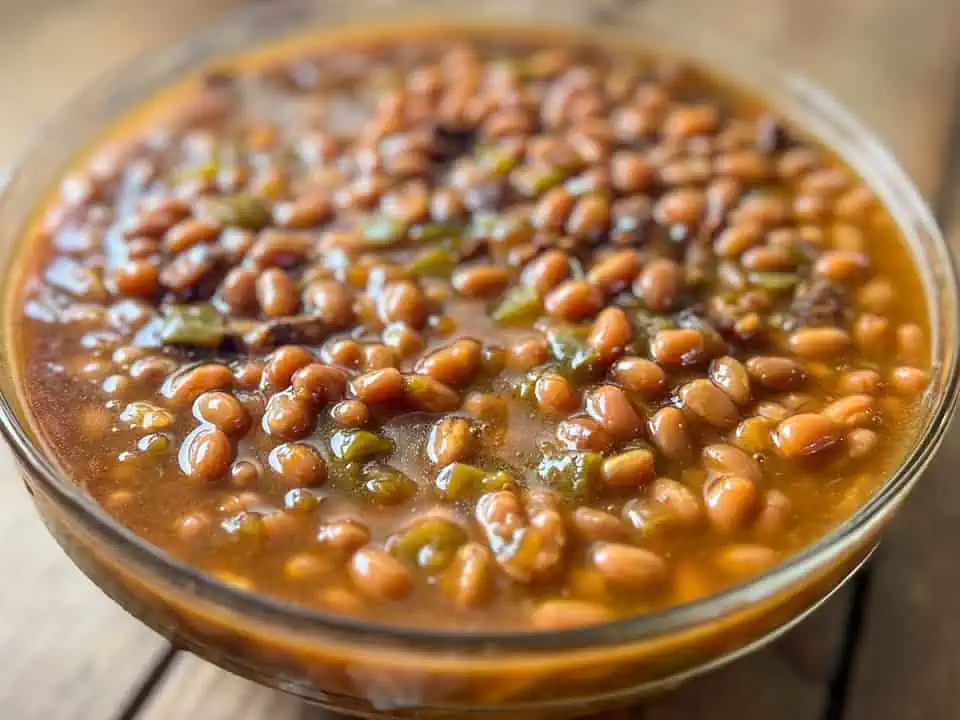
[
  {"left": 837, "top": 369, "right": 881, "bottom": 395},
  {"left": 741, "top": 245, "right": 792, "bottom": 272},
  {"left": 318, "top": 520, "right": 371, "bottom": 555},
  {"left": 635, "top": 258, "right": 682, "bottom": 312},
  {"left": 715, "top": 544, "right": 777, "bottom": 577},
  {"left": 755, "top": 489, "right": 794, "bottom": 538},
  {"left": 268, "top": 443, "right": 327, "bottom": 487},
  {"left": 417, "top": 339, "right": 482, "bottom": 387},
  {"left": 442, "top": 542, "right": 493, "bottom": 608},
  {"left": 291, "top": 363, "right": 348, "bottom": 406},
  {"left": 773, "top": 413, "right": 840, "bottom": 458},
  {"left": 571, "top": 507, "right": 630, "bottom": 542},
  {"left": 452, "top": 264, "right": 511, "bottom": 298},
  {"left": 506, "top": 337, "right": 549, "bottom": 371},
  {"left": 257, "top": 268, "right": 300, "bottom": 317},
  {"left": 857, "top": 278, "right": 896, "bottom": 314},
  {"left": 896, "top": 323, "right": 927, "bottom": 365},
  {"left": 556, "top": 417, "right": 613, "bottom": 453},
  {"left": 428, "top": 417, "right": 475, "bottom": 465},
  {"left": 464, "top": 392, "right": 508, "bottom": 425},
  {"left": 815, "top": 250, "right": 869, "bottom": 283},
  {"left": 330, "top": 399, "right": 370, "bottom": 428},
  {"left": 535, "top": 372, "right": 578, "bottom": 417},
  {"left": 704, "top": 474, "right": 759, "bottom": 534},
  {"left": 273, "top": 195, "right": 331, "bottom": 228},
  {"left": 889, "top": 366, "right": 929, "bottom": 397},
  {"left": 230, "top": 460, "right": 260, "bottom": 488},
  {"left": 845, "top": 427, "right": 879, "bottom": 459},
  {"left": 381, "top": 322, "right": 425, "bottom": 359},
  {"left": 544, "top": 280, "right": 602, "bottom": 321},
  {"left": 787, "top": 327, "right": 850, "bottom": 359},
  {"left": 112, "top": 260, "right": 159, "bottom": 298},
  {"left": 220, "top": 268, "right": 258, "bottom": 313},
  {"left": 532, "top": 599, "right": 614, "bottom": 629},
  {"left": 853, "top": 313, "right": 890, "bottom": 354},
  {"left": 614, "top": 357, "right": 666, "bottom": 396},
  {"left": 174, "top": 511, "right": 213, "bottom": 543},
  {"left": 165, "top": 218, "right": 220, "bottom": 254},
  {"left": 350, "top": 547, "right": 412, "bottom": 601},
  {"left": 656, "top": 188, "right": 706, "bottom": 227},
  {"left": 651, "top": 328, "right": 707, "bottom": 366},
  {"left": 263, "top": 346, "right": 315, "bottom": 390},
  {"left": 587, "top": 249, "right": 643, "bottom": 293},
  {"left": 533, "top": 186, "right": 576, "bottom": 231},
  {"left": 602, "top": 448, "right": 656, "bottom": 489},
  {"left": 566, "top": 195, "right": 610, "bottom": 240},
  {"left": 248, "top": 231, "right": 310, "bottom": 268},
  {"left": 377, "top": 281, "right": 427, "bottom": 329},
  {"left": 664, "top": 104, "right": 718, "bottom": 138},
  {"left": 179, "top": 425, "right": 233, "bottom": 482},
  {"left": 611, "top": 151, "right": 653, "bottom": 193},
  {"left": 714, "top": 226, "right": 760, "bottom": 258},
  {"left": 745, "top": 356, "right": 808, "bottom": 390},
  {"left": 588, "top": 307, "right": 634, "bottom": 362},
  {"left": 822, "top": 394, "right": 876, "bottom": 428},
  {"left": 591, "top": 543, "right": 667, "bottom": 592},
  {"left": 649, "top": 407, "right": 693, "bottom": 460},
  {"left": 303, "top": 280, "right": 355, "bottom": 329},
  {"left": 262, "top": 391, "right": 315, "bottom": 439},
  {"left": 284, "top": 553, "right": 336, "bottom": 582},
  {"left": 585, "top": 385, "right": 644, "bottom": 440},
  {"left": 404, "top": 374, "right": 460, "bottom": 412},
  {"left": 350, "top": 367, "right": 405, "bottom": 405},
  {"left": 679, "top": 379, "right": 739, "bottom": 429},
  {"left": 162, "top": 364, "right": 233, "bottom": 407},
  {"left": 709, "top": 356, "right": 751, "bottom": 405},
  {"left": 702, "top": 443, "right": 762, "bottom": 483},
  {"left": 193, "top": 391, "right": 250, "bottom": 436},
  {"left": 522, "top": 250, "right": 570, "bottom": 293}
]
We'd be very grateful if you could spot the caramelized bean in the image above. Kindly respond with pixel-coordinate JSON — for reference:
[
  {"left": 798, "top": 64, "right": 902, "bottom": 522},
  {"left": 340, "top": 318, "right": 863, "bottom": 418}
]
[
  {"left": 257, "top": 268, "right": 300, "bottom": 317},
  {"left": 417, "top": 339, "right": 482, "bottom": 387},
  {"left": 635, "top": 259, "right": 682, "bottom": 312},
  {"left": 522, "top": 250, "right": 570, "bottom": 293},
  {"left": 193, "top": 392, "right": 250, "bottom": 436},
  {"left": 535, "top": 373, "right": 577, "bottom": 417},
  {"left": 179, "top": 425, "right": 233, "bottom": 482},
  {"left": 291, "top": 363, "right": 348, "bottom": 406},
  {"left": 556, "top": 417, "right": 613, "bottom": 452},
  {"left": 268, "top": 442, "right": 327, "bottom": 487}
]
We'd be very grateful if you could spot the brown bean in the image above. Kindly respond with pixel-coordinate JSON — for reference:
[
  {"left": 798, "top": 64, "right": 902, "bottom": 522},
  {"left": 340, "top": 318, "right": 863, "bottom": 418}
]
[
  {"left": 532, "top": 186, "right": 576, "bottom": 230},
  {"left": 165, "top": 218, "right": 220, "bottom": 254},
  {"left": 664, "top": 104, "right": 718, "bottom": 138},
  {"left": 815, "top": 250, "right": 869, "bottom": 283},
  {"left": 889, "top": 366, "right": 929, "bottom": 397},
  {"left": 377, "top": 281, "right": 427, "bottom": 329},
  {"left": 655, "top": 188, "right": 706, "bottom": 227},
  {"left": 650, "top": 328, "right": 707, "bottom": 366},
  {"left": 846, "top": 427, "right": 879, "bottom": 459},
  {"left": 350, "top": 547, "right": 412, "bottom": 601},
  {"left": 566, "top": 195, "right": 610, "bottom": 240},
  {"left": 773, "top": 413, "right": 840, "bottom": 458},
  {"left": 896, "top": 323, "right": 927, "bottom": 365},
  {"left": 174, "top": 511, "right": 213, "bottom": 542},
  {"left": 614, "top": 357, "right": 666, "bottom": 396},
  {"left": 852, "top": 313, "right": 890, "bottom": 354},
  {"left": 268, "top": 442, "right": 327, "bottom": 487},
  {"left": 248, "top": 231, "right": 310, "bottom": 268},
  {"left": 350, "top": 367, "right": 405, "bottom": 405},
  {"left": 403, "top": 374, "right": 460, "bottom": 412},
  {"left": 263, "top": 346, "right": 315, "bottom": 390},
  {"left": 361, "top": 343, "right": 398, "bottom": 371},
  {"left": 715, "top": 544, "right": 777, "bottom": 577},
  {"left": 544, "top": 280, "right": 602, "bottom": 321},
  {"left": 179, "top": 425, "right": 233, "bottom": 482},
  {"left": 591, "top": 543, "right": 667, "bottom": 592},
  {"left": 220, "top": 267, "right": 258, "bottom": 313},
  {"left": 649, "top": 407, "right": 693, "bottom": 460},
  {"left": 193, "top": 391, "right": 250, "bottom": 436},
  {"left": 257, "top": 268, "right": 300, "bottom": 317},
  {"left": 417, "top": 339, "right": 482, "bottom": 387},
  {"left": 635, "top": 258, "right": 683, "bottom": 312},
  {"left": 741, "top": 245, "right": 793, "bottom": 272},
  {"left": 714, "top": 225, "right": 760, "bottom": 258},
  {"left": 273, "top": 195, "right": 331, "bottom": 228},
  {"left": 291, "top": 363, "right": 348, "bottom": 406},
  {"left": 822, "top": 394, "right": 877, "bottom": 428},
  {"left": 837, "top": 369, "right": 882, "bottom": 395},
  {"left": 112, "top": 260, "right": 159, "bottom": 298},
  {"left": 162, "top": 364, "right": 233, "bottom": 407},
  {"left": 754, "top": 489, "right": 794, "bottom": 538},
  {"left": 442, "top": 542, "right": 493, "bottom": 608},
  {"left": 535, "top": 372, "right": 578, "bottom": 417},
  {"left": 602, "top": 448, "right": 656, "bottom": 489},
  {"left": 318, "top": 520, "right": 371, "bottom": 555},
  {"left": 679, "top": 379, "right": 739, "bottom": 429},
  {"left": 857, "top": 278, "right": 896, "bottom": 314},
  {"left": 532, "top": 599, "right": 614, "bottom": 629},
  {"left": 745, "top": 356, "right": 808, "bottom": 390},
  {"left": 611, "top": 151, "right": 653, "bottom": 193},
  {"left": 303, "top": 280, "right": 355, "bottom": 329},
  {"left": 522, "top": 250, "right": 571, "bottom": 293},
  {"left": 709, "top": 356, "right": 751, "bottom": 405},
  {"left": 787, "top": 327, "right": 851, "bottom": 359},
  {"left": 702, "top": 443, "right": 762, "bottom": 483},
  {"left": 704, "top": 474, "right": 759, "bottom": 534},
  {"left": 587, "top": 249, "right": 643, "bottom": 293},
  {"left": 585, "top": 385, "right": 644, "bottom": 440},
  {"left": 452, "top": 264, "right": 511, "bottom": 298},
  {"left": 505, "top": 336, "right": 549, "bottom": 371},
  {"left": 428, "top": 416, "right": 475, "bottom": 465},
  {"left": 572, "top": 507, "right": 630, "bottom": 542},
  {"left": 381, "top": 322, "right": 425, "bottom": 359},
  {"left": 262, "top": 391, "right": 315, "bottom": 440},
  {"left": 330, "top": 399, "right": 370, "bottom": 428},
  {"left": 588, "top": 307, "right": 634, "bottom": 362},
  {"left": 556, "top": 417, "right": 613, "bottom": 452}
]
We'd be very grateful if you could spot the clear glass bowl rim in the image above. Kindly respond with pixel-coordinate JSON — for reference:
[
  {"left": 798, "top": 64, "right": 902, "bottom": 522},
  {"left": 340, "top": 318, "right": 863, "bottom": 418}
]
[{"left": 0, "top": 0, "right": 957, "bottom": 655}]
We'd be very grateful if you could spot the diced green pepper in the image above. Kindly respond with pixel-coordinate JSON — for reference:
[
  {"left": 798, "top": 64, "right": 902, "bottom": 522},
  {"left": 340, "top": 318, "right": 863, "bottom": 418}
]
[
  {"left": 748, "top": 271, "right": 799, "bottom": 291},
  {"left": 362, "top": 466, "right": 417, "bottom": 506},
  {"left": 537, "top": 451, "right": 603, "bottom": 499},
  {"left": 410, "top": 222, "right": 462, "bottom": 244},
  {"left": 389, "top": 517, "right": 467, "bottom": 571},
  {"left": 482, "top": 471, "right": 519, "bottom": 493},
  {"left": 478, "top": 146, "right": 519, "bottom": 176},
  {"left": 410, "top": 247, "right": 456, "bottom": 277},
  {"left": 329, "top": 430, "right": 395, "bottom": 462},
  {"left": 328, "top": 460, "right": 364, "bottom": 489},
  {"left": 435, "top": 462, "right": 488, "bottom": 501},
  {"left": 492, "top": 285, "right": 542, "bottom": 325},
  {"left": 201, "top": 195, "right": 272, "bottom": 230},
  {"left": 137, "top": 433, "right": 171, "bottom": 455},
  {"left": 363, "top": 214, "right": 407, "bottom": 247},
  {"left": 546, "top": 330, "right": 602, "bottom": 383},
  {"left": 159, "top": 304, "right": 225, "bottom": 348}
]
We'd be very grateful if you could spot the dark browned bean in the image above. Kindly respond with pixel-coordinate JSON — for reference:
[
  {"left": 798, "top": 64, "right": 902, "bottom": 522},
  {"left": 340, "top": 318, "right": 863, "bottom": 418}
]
[
  {"left": 417, "top": 339, "right": 482, "bottom": 387},
  {"left": 679, "top": 379, "right": 739, "bottom": 429},
  {"left": 745, "top": 356, "right": 808, "bottom": 391},
  {"left": 268, "top": 442, "right": 327, "bottom": 487},
  {"left": 772, "top": 413, "right": 841, "bottom": 458},
  {"left": 452, "top": 264, "right": 511, "bottom": 298},
  {"left": 650, "top": 328, "right": 706, "bottom": 366},
  {"left": 291, "top": 363, "right": 348, "bottom": 406},
  {"left": 649, "top": 407, "right": 694, "bottom": 461},
  {"left": 427, "top": 416, "right": 475, "bottom": 466},
  {"left": 585, "top": 385, "right": 644, "bottom": 440},
  {"left": 193, "top": 391, "right": 250, "bottom": 436},
  {"left": 263, "top": 345, "right": 315, "bottom": 390},
  {"left": 535, "top": 372, "right": 578, "bottom": 417},
  {"left": 179, "top": 425, "right": 234, "bottom": 482},
  {"left": 634, "top": 258, "right": 682, "bottom": 312},
  {"left": 257, "top": 268, "right": 300, "bottom": 317},
  {"left": 350, "top": 367, "right": 405, "bottom": 405},
  {"left": 709, "top": 356, "right": 751, "bottom": 405},
  {"left": 571, "top": 507, "right": 630, "bottom": 542},
  {"left": 602, "top": 448, "right": 656, "bottom": 489},
  {"left": 522, "top": 250, "right": 570, "bottom": 294},
  {"left": 556, "top": 416, "right": 613, "bottom": 452},
  {"left": 587, "top": 307, "right": 633, "bottom": 363},
  {"left": 350, "top": 547, "right": 412, "bottom": 601},
  {"left": 591, "top": 543, "right": 667, "bottom": 592},
  {"left": 377, "top": 281, "right": 427, "bottom": 329},
  {"left": 787, "top": 328, "right": 851, "bottom": 359},
  {"left": 262, "top": 391, "right": 315, "bottom": 439},
  {"left": 544, "top": 280, "right": 602, "bottom": 321},
  {"left": 704, "top": 474, "right": 759, "bottom": 534}
]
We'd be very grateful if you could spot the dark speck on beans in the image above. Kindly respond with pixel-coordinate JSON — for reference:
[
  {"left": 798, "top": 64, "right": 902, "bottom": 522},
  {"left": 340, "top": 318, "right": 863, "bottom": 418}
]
[{"left": 12, "top": 27, "right": 933, "bottom": 631}]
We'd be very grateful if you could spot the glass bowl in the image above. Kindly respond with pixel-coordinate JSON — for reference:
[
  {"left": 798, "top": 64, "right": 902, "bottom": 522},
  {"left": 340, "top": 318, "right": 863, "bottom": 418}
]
[{"left": 0, "top": 1, "right": 956, "bottom": 717}]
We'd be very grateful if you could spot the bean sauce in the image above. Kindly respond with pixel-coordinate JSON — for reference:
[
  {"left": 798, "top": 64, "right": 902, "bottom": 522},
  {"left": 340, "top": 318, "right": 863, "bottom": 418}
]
[{"left": 11, "top": 28, "right": 931, "bottom": 629}]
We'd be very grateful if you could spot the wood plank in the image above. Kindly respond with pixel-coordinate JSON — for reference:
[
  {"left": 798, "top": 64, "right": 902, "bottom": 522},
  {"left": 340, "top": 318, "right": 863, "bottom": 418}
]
[{"left": 0, "top": 1, "right": 243, "bottom": 718}]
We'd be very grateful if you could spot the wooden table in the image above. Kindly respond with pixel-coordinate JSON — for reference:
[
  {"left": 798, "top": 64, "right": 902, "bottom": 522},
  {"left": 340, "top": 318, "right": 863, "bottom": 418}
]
[{"left": 1, "top": 1, "right": 958, "bottom": 718}]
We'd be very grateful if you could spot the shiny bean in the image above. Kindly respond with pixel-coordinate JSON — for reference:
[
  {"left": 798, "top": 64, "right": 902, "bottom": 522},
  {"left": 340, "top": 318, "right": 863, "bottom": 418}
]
[
  {"left": 350, "top": 547, "right": 412, "bottom": 601},
  {"left": 591, "top": 543, "right": 667, "bottom": 592},
  {"left": 704, "top": 474, "right": 759, "bottom": 534},
  {"left": 773, "top": 413, "right": 840, "bottom": 458},
  {"left": 179, "top": 425, "right": 233, "bottom": 482},
  {"left": 787, "top": 327, "right": 851, "bottom": 360},
  {"left": 585, "top": 385, "right": 644, "bottom": 440},
  {"left": 709, "top": 356, "right": 751, "bottom": 405},
  {"left": 679, "top": 379, "right": 739, "bottom": 429},
  {"left": 428, "top": 416, "right": 475, "bottom": 465},
  {"left": 614, "top": 357, "right": 666, "bottom": 396},
  {"left": 745, "top": 356, "right": 808, "bottom": 390},
  {"left": 544, "top": 280, "right": 602, "bottom": 321},
  {"left": 588, "top": 307, "right": 634, "bottom": 362},
  {"left": 649, "top": 407, "right": 693, "bottom": 460}
]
